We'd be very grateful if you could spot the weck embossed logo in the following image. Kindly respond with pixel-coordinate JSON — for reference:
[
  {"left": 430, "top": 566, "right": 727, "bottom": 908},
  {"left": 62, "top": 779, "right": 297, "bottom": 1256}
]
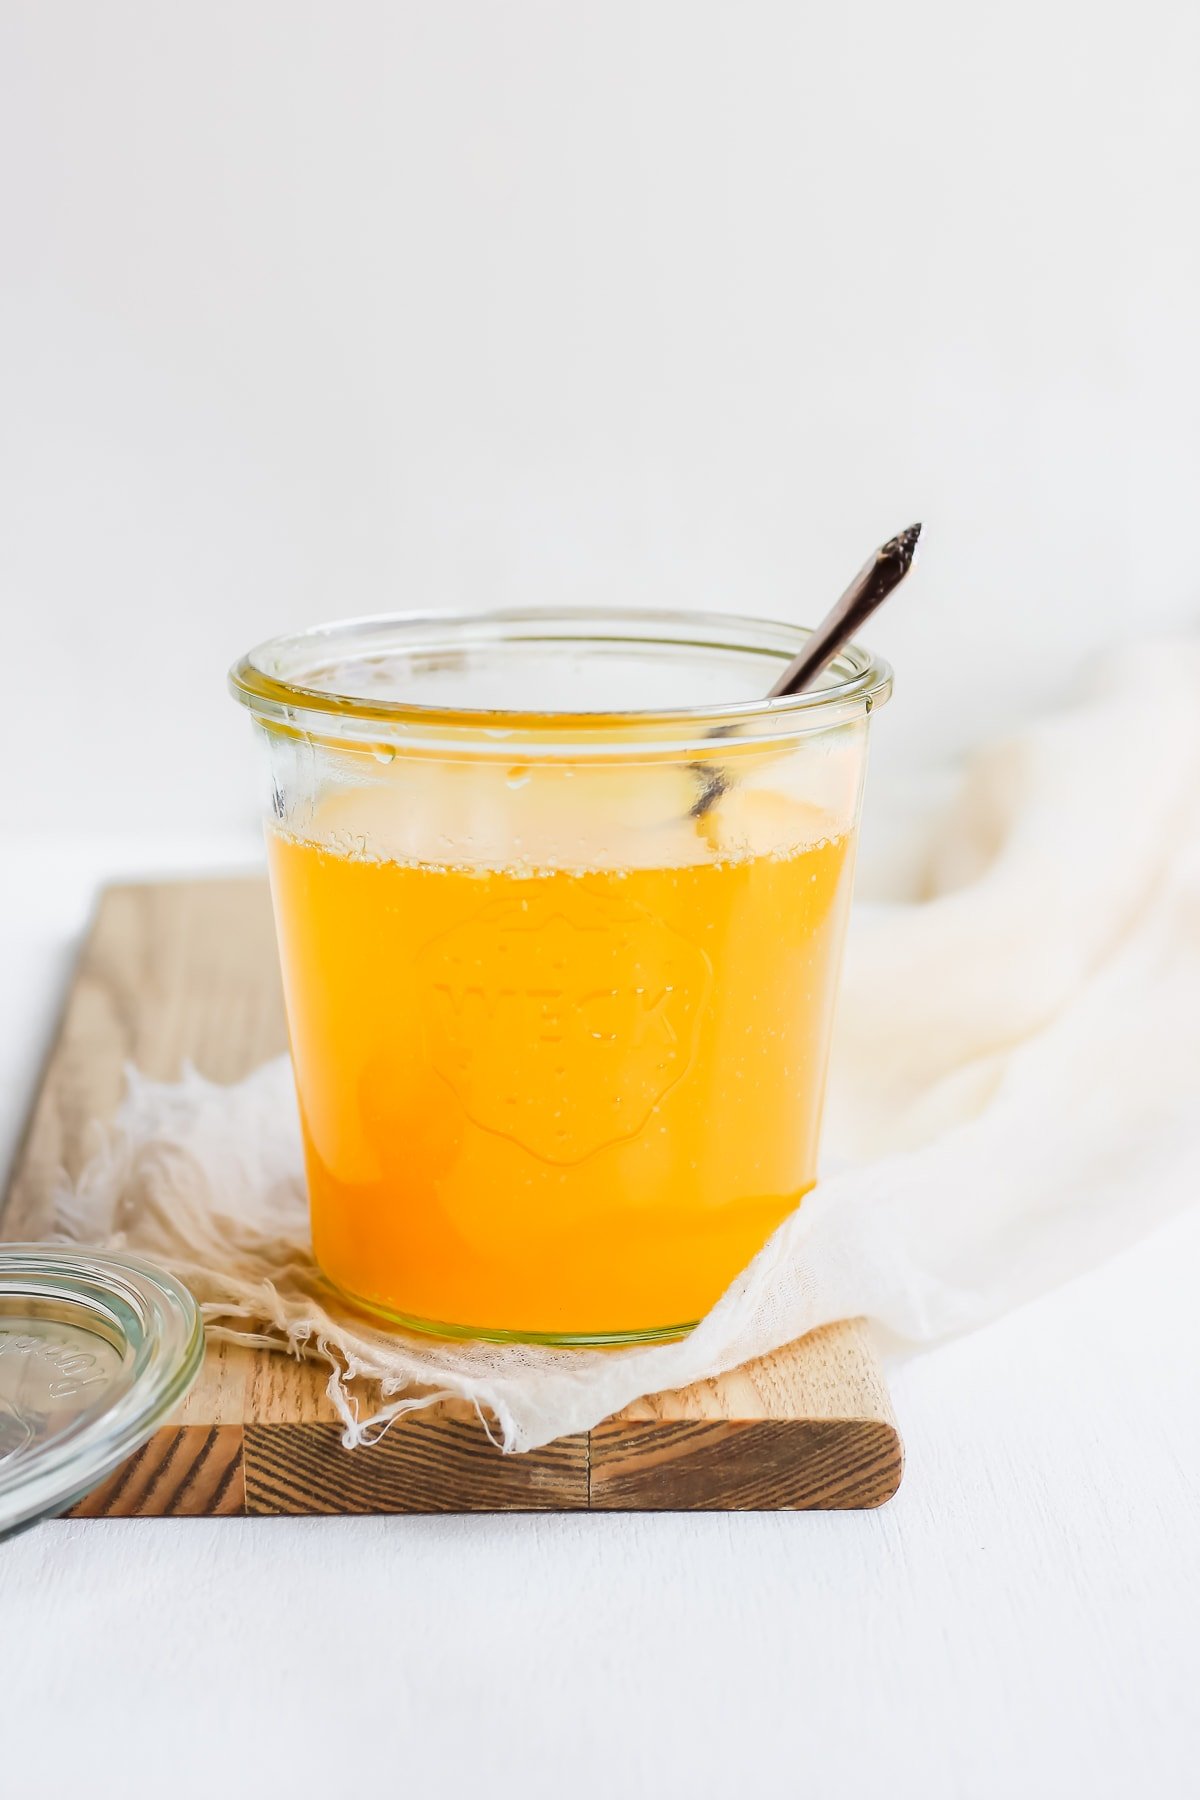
[{"left": 419, "top": 886, "right": 711, "bottom": 1163}]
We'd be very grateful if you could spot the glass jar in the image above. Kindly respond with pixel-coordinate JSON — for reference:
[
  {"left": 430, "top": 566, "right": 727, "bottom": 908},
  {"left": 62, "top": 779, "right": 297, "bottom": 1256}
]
[{"left": 230, "top": 609, "right": 891, "bottom": 1344}]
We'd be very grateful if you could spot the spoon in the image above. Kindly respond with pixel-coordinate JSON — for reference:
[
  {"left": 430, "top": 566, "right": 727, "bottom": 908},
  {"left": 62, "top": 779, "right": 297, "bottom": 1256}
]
[{"left": 690, "top": 522, "right": 921, "bottom": 817}]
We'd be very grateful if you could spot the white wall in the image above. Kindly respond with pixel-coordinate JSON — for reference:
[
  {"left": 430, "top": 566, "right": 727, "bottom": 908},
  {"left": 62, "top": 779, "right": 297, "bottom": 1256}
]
[{"left": 2, "top": 1, "right": 1198, "bottom": 836}]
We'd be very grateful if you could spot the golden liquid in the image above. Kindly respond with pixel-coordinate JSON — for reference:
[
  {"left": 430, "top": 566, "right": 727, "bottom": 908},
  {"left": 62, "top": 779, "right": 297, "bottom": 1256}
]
[{"left": 267, "top": 775, "right": 855, "bottom": 1339}]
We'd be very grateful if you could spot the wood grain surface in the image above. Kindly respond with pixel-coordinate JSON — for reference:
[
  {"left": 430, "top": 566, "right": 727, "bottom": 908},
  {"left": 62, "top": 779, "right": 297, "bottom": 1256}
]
[{"left": 0, "top": 877, "right": 902, "bottom": 1514}]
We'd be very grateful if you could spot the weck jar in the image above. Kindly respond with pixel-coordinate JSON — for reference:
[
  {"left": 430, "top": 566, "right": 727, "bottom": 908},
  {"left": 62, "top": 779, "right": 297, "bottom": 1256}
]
[{"left": 230, "top": 609, "right": 891, "bottom": 1344}]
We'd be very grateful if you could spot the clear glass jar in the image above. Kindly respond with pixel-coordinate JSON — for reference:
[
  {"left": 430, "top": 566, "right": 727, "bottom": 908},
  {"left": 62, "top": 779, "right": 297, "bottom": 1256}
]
[{"left": 230, "top": 609, "right": 891, "bottom": 1344}]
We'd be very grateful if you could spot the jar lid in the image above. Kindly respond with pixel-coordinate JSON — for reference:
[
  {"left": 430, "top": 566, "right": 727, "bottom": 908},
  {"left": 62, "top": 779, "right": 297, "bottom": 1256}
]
[{"left": 0, "top": 1246, "right": 204, "bottom": 1538}]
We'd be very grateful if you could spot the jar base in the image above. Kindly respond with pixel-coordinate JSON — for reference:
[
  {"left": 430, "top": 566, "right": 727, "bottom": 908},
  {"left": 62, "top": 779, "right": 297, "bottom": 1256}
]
[{"left": 329, "top": 1279, "right": 698, "bottom": 1348}]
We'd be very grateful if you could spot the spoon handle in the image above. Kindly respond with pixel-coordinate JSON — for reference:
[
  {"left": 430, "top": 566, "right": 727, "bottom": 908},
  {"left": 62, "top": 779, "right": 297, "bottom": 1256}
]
[{"left": 766, "top": 523, "right": 921, "bottom": 699}]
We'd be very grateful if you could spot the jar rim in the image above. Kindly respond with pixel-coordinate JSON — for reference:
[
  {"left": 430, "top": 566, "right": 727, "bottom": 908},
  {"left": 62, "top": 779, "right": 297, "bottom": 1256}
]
[{"left": 229, "top": 606, "right": 893, "bottom": 746}]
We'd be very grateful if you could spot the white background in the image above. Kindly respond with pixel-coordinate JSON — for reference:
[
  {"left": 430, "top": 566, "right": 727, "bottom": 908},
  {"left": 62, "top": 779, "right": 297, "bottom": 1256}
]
[
  {"left": 3, "top": 1, "right": 1200, "bottom": 838},
  {"left": 2, "top": 5, "right": 1200, "bottom": 1796}
]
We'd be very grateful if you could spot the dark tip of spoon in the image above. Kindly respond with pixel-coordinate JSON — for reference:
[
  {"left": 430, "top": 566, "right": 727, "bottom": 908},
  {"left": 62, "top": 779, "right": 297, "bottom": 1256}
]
[
  {"left": 881, "top": 525, "right": 928, "bottom": 572},
  {"left": 882, "top": 523, "right": 922, "bottom": 572}
]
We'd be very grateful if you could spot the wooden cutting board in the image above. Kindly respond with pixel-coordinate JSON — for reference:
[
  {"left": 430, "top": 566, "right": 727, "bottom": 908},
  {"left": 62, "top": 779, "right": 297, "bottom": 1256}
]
[{"left": 1, "top": 878, "right": 902, "bottom": 1514}]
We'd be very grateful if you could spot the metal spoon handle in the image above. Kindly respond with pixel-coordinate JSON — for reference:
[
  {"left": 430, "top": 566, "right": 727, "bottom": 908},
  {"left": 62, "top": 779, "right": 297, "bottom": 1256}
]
[{"left": 766, "top": 523, "right": 921, "bottom": 699}]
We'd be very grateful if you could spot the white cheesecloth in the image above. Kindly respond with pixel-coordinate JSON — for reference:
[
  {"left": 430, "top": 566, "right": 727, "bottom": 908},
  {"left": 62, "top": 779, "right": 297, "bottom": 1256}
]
[{"left": 58, "top": 642, "right": 1200, "bottom": 1450}]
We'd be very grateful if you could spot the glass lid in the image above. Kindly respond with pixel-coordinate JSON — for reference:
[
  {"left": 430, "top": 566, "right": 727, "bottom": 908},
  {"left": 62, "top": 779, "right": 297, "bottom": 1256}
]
[{"left": 0, "top": 1247, "right": 204, "bottom": 1540}]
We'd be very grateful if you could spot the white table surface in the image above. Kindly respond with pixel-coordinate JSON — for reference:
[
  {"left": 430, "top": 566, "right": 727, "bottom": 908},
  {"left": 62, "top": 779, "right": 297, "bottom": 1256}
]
[{"left": 2, "top": 838, "right": 1198, "bottom": 1800}]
